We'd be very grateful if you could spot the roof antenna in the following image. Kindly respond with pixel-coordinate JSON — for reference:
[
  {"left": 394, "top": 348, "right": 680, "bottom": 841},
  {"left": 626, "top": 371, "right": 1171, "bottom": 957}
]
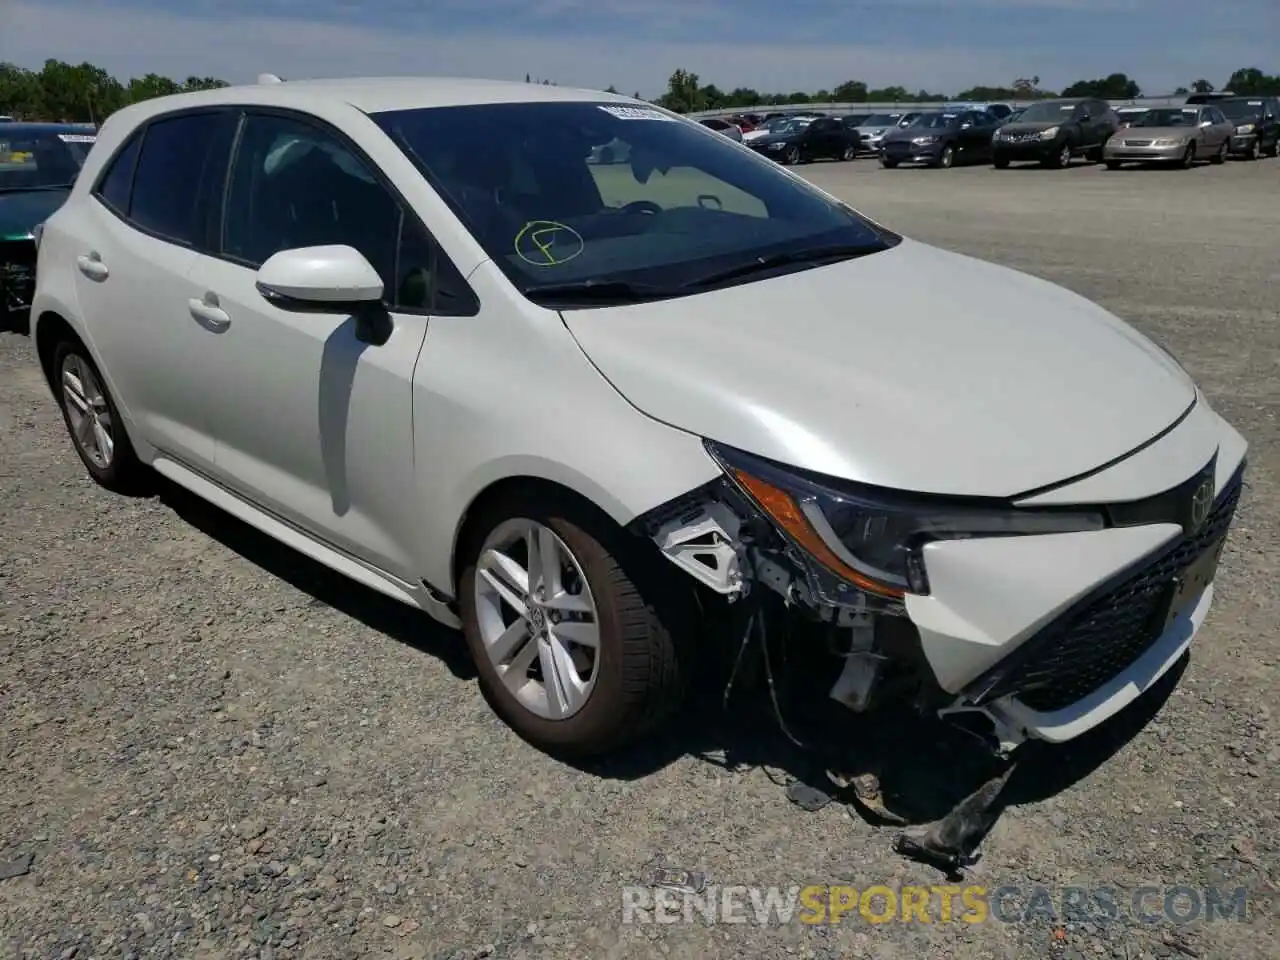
[{"left": 257, "top": 73, "right": 284, "bottom": 84}]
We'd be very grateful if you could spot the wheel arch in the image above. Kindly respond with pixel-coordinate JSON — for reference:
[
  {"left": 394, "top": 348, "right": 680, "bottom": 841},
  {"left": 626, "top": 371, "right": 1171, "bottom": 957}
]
[{"left": 34, "top": 309, "right": 82, "bottom": 394}]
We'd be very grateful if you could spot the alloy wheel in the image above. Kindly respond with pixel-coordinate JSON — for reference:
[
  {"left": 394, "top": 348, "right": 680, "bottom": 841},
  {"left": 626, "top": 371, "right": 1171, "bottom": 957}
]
[
  {"left": 939, "top": 146, "right": 954, "bottom": 168},
  {"left": 785, "top": 145, "right": 800, "bottom": 165},
  {"left": 1058, "top": 144, "right": 1071, "bottom": 168},
  {"left": 1182, "top": 143, "right": 1196, "bottom": 168},
  {"left": 473, "top": 518, "right": 600, "bottom": 721},
  {"left": 60, "top": 353, "right": 115, "bottom": 469},
  {"left": 841, "top": 145, "right": 856, "bottom": 161}
]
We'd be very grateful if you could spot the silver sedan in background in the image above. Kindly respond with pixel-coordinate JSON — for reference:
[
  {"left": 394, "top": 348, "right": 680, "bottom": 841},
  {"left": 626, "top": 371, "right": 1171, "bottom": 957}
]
[
  {"left": 1103, "top": 105, "right": 1234, "bottom": 168},
  {"left": 698, "top": 117, "right": 744, "bottom": 142}
]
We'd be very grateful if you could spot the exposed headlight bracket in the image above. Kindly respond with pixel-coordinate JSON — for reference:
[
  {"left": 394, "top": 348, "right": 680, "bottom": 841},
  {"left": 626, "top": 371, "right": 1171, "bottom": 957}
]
[{"left": 652, "top": 500, "right": 749, "bottom": 599}]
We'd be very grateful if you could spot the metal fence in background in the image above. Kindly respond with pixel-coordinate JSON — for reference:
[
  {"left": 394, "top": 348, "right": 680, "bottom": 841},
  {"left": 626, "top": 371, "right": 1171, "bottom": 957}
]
[{"left": 685, "top": 96, "right": 1188, "bottom": 120}]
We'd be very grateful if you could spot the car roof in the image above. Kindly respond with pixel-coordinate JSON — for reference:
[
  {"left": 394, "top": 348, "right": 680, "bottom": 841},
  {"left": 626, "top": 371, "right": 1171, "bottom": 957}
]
[{"left": 109, "top": 76, "right": 638, "bottom": 122}]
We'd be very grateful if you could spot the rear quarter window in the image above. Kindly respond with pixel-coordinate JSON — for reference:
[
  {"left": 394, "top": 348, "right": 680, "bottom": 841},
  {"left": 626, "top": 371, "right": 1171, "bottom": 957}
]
[{"left": 93, "top": 132, "right": 143, "bottom": 216}]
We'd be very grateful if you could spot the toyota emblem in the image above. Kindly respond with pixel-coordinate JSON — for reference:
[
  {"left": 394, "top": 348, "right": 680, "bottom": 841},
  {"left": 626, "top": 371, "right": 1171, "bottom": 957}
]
[{"left": 1188, "top": 476, "right": 1214, "bottom": 533}]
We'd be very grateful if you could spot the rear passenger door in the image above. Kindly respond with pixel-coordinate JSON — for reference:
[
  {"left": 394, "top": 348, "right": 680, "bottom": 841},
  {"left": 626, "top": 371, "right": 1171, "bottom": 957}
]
[
  {"left": 183, "top": 109, "right": 478, "bottom": 578},
  {"left": 74, "top": 108, "right": 238, "bottom": 470}
]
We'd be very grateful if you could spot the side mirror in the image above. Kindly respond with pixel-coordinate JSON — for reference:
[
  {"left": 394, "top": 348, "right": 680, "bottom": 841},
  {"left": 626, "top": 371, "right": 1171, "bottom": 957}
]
[
  {"left": 1200, "top": 120, "right": 1213, "bottom": 127},
  {"left": 961, "top": 122, "right": 973, "bottom": 129},
  {"left": 1078, "top": 113, "right": 1091, "bottom": 122},
  {"left": 256, "top": 245, "right": 384, "bottom": 306}
]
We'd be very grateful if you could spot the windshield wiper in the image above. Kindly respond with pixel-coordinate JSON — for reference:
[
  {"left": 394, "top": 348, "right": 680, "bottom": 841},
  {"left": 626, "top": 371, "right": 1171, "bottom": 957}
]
[
  {"left": 522, "top": 279, "right": 681, "bottom": 303},
  {"left": 682, "top": 243, "right": 882, "bottom": 290},
  {"left": 0, "top": 183, "right": 75, "bottom": 194}
]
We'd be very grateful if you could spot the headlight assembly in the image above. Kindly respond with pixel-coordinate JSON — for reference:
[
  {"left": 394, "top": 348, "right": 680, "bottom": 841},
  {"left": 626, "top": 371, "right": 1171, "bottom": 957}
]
[
  {"left": 1038, "top": 126, "right": 1059, "bottom": 140},
  {"left": 1236, "top": 124, "right": 1254, "bottom": 134},
  {"left": 706, "top": 441, "right": 1105, "bottom": 602}
]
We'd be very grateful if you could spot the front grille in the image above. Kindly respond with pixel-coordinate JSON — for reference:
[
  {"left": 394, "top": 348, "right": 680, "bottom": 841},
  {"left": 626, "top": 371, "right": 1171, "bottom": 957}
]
[
  {"left": 1124, "top": 139, "right": 1154, "bottom": 146},
  {"left": 967, "top": 465, "right": 1244, "bottom": 713}
]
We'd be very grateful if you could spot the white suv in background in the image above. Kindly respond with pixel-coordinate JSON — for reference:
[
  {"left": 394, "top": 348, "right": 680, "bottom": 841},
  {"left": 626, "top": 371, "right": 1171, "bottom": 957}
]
[{"left": 31, "top": 77, "right": 1247, "bottom": 761}]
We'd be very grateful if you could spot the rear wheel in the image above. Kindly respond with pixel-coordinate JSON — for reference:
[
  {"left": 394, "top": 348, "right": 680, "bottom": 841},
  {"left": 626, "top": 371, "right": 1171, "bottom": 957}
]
[
  {"left": 458, "top": 495, "right": 690, "bottom": 758},
  {"left": 51, "top": 339, "right": 145, "bottom": 493}
]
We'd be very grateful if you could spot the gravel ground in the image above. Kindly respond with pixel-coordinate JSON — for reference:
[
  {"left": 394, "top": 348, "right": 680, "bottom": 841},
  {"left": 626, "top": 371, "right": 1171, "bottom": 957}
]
[{"left": 2, "top": 155, "right": 1277, "bottom": 960}]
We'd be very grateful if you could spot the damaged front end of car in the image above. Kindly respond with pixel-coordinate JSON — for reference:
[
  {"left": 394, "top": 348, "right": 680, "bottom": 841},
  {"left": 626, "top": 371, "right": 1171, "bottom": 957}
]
[
  {"left": 1, "top": 232, "right": 38, "bottom": 330},
  {"left": 635, "top": 440, "right": 1113, "bottom": 752}
]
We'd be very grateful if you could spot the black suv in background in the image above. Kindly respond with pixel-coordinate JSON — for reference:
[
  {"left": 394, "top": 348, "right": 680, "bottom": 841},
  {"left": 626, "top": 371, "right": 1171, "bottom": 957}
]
[
  {"left": 1215, "top": 96, "right": 1280, "bottom": 159},
  {"left": 991, "top": 98, "right": 1118, "bottom": 168}
]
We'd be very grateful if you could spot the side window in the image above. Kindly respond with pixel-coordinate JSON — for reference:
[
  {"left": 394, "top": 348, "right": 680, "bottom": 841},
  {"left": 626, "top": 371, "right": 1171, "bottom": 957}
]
[
  {"left": 222, "top": 113, "right": 398, "bottom": 288},
  {"left": 129, "top": 113, "right": 222, "bottom": 245},
  {"left": 93, "top": 131, "right": 142, "bottom": 216}
]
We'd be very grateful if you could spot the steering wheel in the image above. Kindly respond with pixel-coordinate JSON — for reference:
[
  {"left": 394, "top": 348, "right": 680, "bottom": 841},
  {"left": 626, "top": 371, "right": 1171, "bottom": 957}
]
[{"left": 618, "top": 200, "right": 663, "bottom": 216}]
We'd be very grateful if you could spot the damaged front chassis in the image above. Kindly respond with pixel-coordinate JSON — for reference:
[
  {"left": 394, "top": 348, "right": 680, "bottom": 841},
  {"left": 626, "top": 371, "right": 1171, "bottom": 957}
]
[
  {"left": 1, "top": 238, "right": 36, "bottom": 328},
  {"left": 632, "top": 476, "right": 1025, "bottom": 870}
]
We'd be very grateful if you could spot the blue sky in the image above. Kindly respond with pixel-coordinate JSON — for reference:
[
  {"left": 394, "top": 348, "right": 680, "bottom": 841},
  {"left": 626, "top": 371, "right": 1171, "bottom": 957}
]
[{"left": 3, "top": 0, "right": 1274, "bottom": 98}]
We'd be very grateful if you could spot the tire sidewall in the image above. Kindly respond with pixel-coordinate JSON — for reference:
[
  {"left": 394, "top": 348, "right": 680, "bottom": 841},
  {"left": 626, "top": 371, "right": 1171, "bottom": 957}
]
[
  {"left": 52, "top": 340, "right": 130, "bottom": 486},
  {"left": 458, "top": 499, "right": 678, "bottom": 756}
]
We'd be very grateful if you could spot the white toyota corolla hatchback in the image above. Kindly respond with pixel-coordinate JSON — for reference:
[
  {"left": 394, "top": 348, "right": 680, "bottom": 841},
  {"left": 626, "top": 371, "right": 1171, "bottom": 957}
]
[{"left": 30, "top": 77, "right": 1247, "bottom": 760}]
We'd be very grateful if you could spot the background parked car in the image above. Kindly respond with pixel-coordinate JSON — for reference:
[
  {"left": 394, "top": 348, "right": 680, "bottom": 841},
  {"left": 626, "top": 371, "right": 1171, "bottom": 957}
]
[
  {"left": 853, "top": 112, "right": 919, "bottom": 154},
  {"left": 1103, "top": 105, "right": 1233, "bottom": 169},
  {"left": 1, "top": 122, "right": 96, "bottom": 330},
  {"left": 741, "top": 113, "right": 818, "bottom": 144},
  {"left": 698, "top": 117, "right": 744, "bottom": 142},
  {"left": 1216, "top": 96, "right": 1280, "bottom": 159},
  {"left": 991, "top": 98, "right": 1117, "bottom": 168},
  {"left": 880, "top": 110, "right": 999, "bottom": 168},
  {"left": 746, "top": 114, "right": 858, "bottom": 164},
  {"left": 839, "top": 112, "right": 871, "bottom": 132}
]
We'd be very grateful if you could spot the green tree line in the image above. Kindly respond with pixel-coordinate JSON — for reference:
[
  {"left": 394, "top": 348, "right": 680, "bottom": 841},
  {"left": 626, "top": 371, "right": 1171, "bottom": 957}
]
[
  {"left": 4, "top": 58, "right": 1278, "bottom": 124},
  {"left": 1, "top": 59, "right": 227, "bottom": 123},
  {"left": 651, "top": 66, "right": 1280, "bottom": 113}
]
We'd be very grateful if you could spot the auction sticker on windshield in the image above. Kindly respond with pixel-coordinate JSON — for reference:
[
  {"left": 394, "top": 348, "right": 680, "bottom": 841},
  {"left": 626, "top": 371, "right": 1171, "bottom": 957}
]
[{"left": 597, "top": 106, "right": 676, "bottom": 122}]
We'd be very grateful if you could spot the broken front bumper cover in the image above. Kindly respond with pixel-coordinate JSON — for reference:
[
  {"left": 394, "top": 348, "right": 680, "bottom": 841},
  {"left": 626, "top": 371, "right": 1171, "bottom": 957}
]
[{"left": 635, "top": 429, "right": 1246, "bottom": 754}]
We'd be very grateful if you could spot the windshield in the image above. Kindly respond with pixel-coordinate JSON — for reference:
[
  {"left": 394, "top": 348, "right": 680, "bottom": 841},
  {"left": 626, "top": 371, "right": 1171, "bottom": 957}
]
[
  {"left": 1134, "top": 108, "right": 1200, "bottom": 127},
  {"left": 863, "top": 114, "right": 902, "bottom": 126},
  {"left": 1015, "top": 101, "right": 1078, "bottom": 123},
  {"left": 373, "top": 102, "right": 895, "bottom": 300},
  {"left": 909, "top": 113, "right": 959, "bottom": 130},
  {"left": 1217, "top": 99, "right": 1263, "bottom": 119},
  {"left": 0, "top": 128, "right": 94, "bottom": 191}
]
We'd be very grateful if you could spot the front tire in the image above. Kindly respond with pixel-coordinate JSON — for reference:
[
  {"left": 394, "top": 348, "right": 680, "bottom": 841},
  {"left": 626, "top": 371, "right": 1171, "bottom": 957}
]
[
  {"left": 458, "top": 495, "right": 689, "bottom": 759},
  {"left": 992, "top": 155, "right": 1010, "bottom": 169},
  {"left": 880, "top": 158, "right": 899, "bottom": 168},
  {"left": 51, "top": 340, "right": 145, "bottom": 493},
  {"left": 1212, "top": 141, "right": 1227, "bottom": 164},
  {"left": 784, "top": 145, "right": 801, "bottom": 165},
  {"left": 1044, "top": 143, "right": 1072, "bottom": 168},
  {"left": 1105, "top": 159, "right": 1122, "bottom": 170},
  {"left": 840, "top": 144, "right": 856, "bottom": 161},
  {"left": 1179, "top": 143, "right": 1196, "bottom": 168},
  {"left": 935, "top": 146, "right": 955, "bottom": 168},
  {"left": 1246, "top": 139, "right": 1261, "bottom": 161}
]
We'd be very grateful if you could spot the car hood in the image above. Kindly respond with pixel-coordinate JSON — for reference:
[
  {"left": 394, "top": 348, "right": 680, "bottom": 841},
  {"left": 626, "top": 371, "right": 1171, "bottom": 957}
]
[
  {"left": 559, "top": 239, "right": 1196, "bottom": 498},
  {"left": 749, "top": 133, "right": 794, "bottom": 146},
  {"left": 1116, "top": 125, "right": 1199, "bottom": 139},
  {"left": 883, "top": 127, "right": 945, "bottom": 143},
  {"left": 999, "top": 121, "right": 1069, "bottom": 135},
  {"left": 855, "top": 125, "right": 895, "bottom": 136},
  {"left": 0, "top": 188, "right": 69, "bottom": 241}
]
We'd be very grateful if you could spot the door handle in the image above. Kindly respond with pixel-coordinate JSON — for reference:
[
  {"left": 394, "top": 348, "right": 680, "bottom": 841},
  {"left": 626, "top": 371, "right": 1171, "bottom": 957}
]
[
  {"left": 188, "top": 294, "right": 231, "bottom": 332},
  {"left": 76, "top": 253, "right": 108, "bottom": 281}
]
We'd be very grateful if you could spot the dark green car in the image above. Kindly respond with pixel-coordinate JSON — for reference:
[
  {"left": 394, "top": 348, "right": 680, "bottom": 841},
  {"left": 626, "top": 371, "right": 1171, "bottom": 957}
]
[{"left": 1, "top": 123, "right": 97, "bottom": 330}]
